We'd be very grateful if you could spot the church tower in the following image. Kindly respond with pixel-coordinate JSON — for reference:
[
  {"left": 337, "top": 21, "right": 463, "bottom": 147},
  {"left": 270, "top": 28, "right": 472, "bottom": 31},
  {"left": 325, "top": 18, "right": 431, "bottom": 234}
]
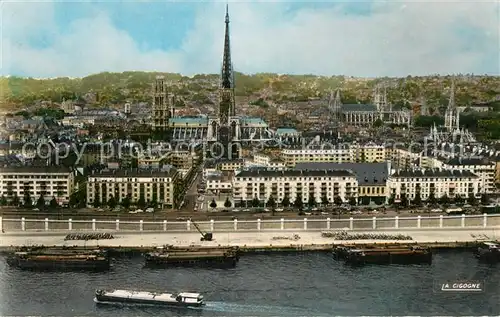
[
  {"left": 444, "top": 78, "right": 459, "bottom": 132},
  {"left": 216, "top": 4, "right": 239, "bottom": 159},
  {"left": 152, "top": 75, "right": 171, "bottom": 134}
]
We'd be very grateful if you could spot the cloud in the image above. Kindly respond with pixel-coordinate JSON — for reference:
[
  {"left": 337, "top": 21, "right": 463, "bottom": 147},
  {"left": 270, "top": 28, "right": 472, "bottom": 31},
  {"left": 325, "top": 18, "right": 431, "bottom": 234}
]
[{"left": 1, "top": 1, "right": 499, "bottom": 78}]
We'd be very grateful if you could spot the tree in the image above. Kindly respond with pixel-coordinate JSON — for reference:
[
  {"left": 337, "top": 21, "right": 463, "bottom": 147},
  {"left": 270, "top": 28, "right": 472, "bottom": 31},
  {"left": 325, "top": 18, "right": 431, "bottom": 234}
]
[
  {"left": 93, "top": 196, "right": 101, "bottom": 208},
  {"left": 137, "top": 195, "right": 146, "bottom": 208},
  {"left": 454, "top": 194, "right": 464, "bottom": 205},
  {"left": 400, "top": 194, "right": 409, "bottom": 208},
  {"left": 294, "top": 194, "right": 303, "bottom": 210},
  {"left": 23, "top": 193, "right": 32, "bottom": 208},
  {"left": 69, "top": 192, "right": 79, "bottom": 208},
  {"left": 412, "top": 192, "right": 422, "bottom": 206},
  {"left": 121, "top": 195, "right": 131, "bottom": 209},
  {"left": 267, "top": 196, "right": 276, "bottom": 215},
  {"left": 0, "top": 195, "right": 6, "bottom": 206},
  {"left": 49, "top": 197, "right": 59, "bottom": 209},
  {"left": 36, "top": 195, "right": 45, "bottom": 209},
  {"left": 321, "top": 194, "right": 329, "bottom": 207},
  {"left": 333, "top": 196, "right": 343, "bottom": 206},
  {"left": 481, "top": 193, "right": 490, "bottom": 205},
  {"left": 251, "top": 196, "right": 260, "bottom": 208},
  {"left": 440, "top": 194, "right": 450, "bottom": 206},
  {"left": 224, "top": 197, "right": 232, "bottom": 208},
  {"left": 468, "top": 193, "right": 477, "bottom": 206},
  {"left": 373, "top": 118, "right": 384, "bottom": 128},
  {"left": 388, "top": 193, "right": 395, "bottom": 205},
  {"left": 427, "top": 190, "right": 437, "bottom": 206},
  {"left": 281, "top": 194, "right": 290, "bottom": 208},
  {"left": 308, "top": 193, "right": 316, "bottom": 208},
  {"left": 349, "top": 197, "right": 357, "bottom": 206},
  {"left": 210, "top": 198, "right": 217, "bottom": 209},
  {"left": 107, "top": 195, "right": 117, "bottom": 209},
  {"left": 12, "top": 194, "right": 20, "bottom": 207}
]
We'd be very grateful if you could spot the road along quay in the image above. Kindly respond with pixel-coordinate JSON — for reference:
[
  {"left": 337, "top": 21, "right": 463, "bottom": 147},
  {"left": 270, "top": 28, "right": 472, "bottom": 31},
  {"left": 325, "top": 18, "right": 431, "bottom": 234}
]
[{"left": 1, "top": 214, "right": 499, "bottom": 233}]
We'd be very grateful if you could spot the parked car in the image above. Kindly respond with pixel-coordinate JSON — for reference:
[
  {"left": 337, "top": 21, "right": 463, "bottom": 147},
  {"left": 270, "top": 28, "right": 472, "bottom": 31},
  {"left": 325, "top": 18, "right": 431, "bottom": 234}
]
[{"left": 146, "top": 208, "right": 154, "bottom": 213}]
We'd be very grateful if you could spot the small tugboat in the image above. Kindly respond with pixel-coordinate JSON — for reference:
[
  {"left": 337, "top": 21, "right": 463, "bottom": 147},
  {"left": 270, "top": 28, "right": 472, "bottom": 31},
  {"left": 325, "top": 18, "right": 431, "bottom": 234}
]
[
  {"left": 474, "top": 241, "right": 500, "bottom": 263},
  {"left": 6, "top": 249, "right": 110, "bottom": 271},
  {"left": 94, "top": 289, "right": 205, "bottom": 307}
]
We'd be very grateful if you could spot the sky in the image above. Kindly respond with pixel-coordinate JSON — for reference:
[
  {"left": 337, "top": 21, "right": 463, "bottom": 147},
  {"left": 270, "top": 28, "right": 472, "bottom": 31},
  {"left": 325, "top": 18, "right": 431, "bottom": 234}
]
[{"left": 1, "top": 0, "right": 499, "bottom": 78}]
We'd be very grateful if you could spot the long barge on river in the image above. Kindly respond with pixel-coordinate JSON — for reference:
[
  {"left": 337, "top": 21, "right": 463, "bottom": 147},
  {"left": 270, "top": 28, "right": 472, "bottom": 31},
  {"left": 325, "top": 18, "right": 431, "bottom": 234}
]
[
  {"left": 94, "top": 289, "right": 205, "bottom": 307},
  {"left": 6, "top": 248, "right": 110, "bottom": 271},
  {"left": 333, "top": 245, "right": 432, "bottom": 265},
  {"left": 144, "top": 247, "right": 239, "bottom": 268}
]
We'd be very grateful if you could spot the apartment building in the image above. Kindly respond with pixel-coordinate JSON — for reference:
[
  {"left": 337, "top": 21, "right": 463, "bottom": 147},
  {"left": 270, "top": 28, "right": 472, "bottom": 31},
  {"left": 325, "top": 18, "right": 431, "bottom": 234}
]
[
  {"left": 354, "top": 143, "right": 386, "bottom": 163},
  {"left": 387, "top": 169, "right": 480, "bottom": 201},
  {"left": 206, "top": 172, "right": 232, "bottom": 193},
  {"left": 294, "top": 161, "right": 391, "bottom": 205},
  {"left": 250, "top": 153, "right": 286, "bottom": 170},
  {"left": 167, "top": 151, "right": 194, "bottom": 176},
  {"left": 217, "top": 159, "right": 245, "bottom": 172},
  {"left": 443, "top": 158, "right": 496, "bottom": 194},
  {"left": 0, "top": 166, "right": 74, "bottom": 205},
  {"left": 281, "top": 148, "right": 355, "bottom": 167},
  {"left": 232, "top": 169, "right": 358, "bottom": 206},
  {"left": 86, "top": 168, "right": 179, "bottom": 208}
]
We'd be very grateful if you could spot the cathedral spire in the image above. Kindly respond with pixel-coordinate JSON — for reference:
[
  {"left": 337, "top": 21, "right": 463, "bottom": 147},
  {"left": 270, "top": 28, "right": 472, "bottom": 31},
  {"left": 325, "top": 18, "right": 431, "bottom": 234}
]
[
  {"left": 447, "top": 77, "right": 455, "bottom": 110},
  {"left": 221, "top": 3, "right": 233, "bottom": 90}
]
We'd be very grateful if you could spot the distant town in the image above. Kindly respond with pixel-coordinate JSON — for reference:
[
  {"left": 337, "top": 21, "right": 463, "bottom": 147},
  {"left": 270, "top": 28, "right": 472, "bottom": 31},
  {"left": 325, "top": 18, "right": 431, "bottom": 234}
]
[{"left": 0, "top": 7, "right": 500, "bottom": 219}]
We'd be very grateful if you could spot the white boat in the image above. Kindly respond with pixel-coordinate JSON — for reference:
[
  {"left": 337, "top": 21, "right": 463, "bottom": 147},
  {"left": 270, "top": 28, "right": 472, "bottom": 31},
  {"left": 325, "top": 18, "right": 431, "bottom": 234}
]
[{"left": 94, "top": 289, "right": 205, "bottom": 307}]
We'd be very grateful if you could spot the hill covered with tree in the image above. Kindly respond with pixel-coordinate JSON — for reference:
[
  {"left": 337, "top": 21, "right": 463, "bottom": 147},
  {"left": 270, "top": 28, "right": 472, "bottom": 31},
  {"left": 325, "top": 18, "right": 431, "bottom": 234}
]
[{"left": 1, "top": 72, "right": 499, "bottom": 113}]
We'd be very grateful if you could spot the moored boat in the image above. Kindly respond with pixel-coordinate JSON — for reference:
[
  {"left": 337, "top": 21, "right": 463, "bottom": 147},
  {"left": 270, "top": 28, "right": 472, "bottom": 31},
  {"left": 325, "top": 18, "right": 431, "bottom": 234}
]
[
  {"left": 6, "top": 251, "right": 110, "bottom": 271},
  {"left": 94, "top": 289, "right": 205, "bottom": 307},
  {"left": 144, "top": 248, "right": 239, "bottom": 268},
  {"left": 474, "top": 241, "right": 500, "bottom": 263}
]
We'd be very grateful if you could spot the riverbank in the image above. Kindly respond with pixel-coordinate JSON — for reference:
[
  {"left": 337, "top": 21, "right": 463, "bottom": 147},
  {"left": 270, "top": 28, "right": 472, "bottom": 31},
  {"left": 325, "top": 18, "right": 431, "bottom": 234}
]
[{"left": 0, "top": 229, "right": 498, "bottom": 253}]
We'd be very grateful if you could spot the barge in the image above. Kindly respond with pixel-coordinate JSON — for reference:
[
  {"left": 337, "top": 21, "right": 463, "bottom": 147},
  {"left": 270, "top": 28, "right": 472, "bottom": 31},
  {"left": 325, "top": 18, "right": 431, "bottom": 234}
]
[
  {"left": 474, "top": 241, "right": 500, "bottom": 263},
  {"left": 94, "top": 289, "right": 205, "bottom": 307},
  {"left": 6, "top": 250, "right": 110, "bottom": 271},
  {"left": 144, "top": 248, "right": 239, "bottom": 268},
  {"left": 334, "top": 246, "right": 432, "bottom": 265}
]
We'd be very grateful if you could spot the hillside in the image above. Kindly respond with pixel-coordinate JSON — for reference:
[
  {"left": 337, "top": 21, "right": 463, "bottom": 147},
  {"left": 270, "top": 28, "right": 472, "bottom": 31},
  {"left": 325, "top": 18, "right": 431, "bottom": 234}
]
[{"left": 0, "top": 72, "right": 499, "bottom": 113}]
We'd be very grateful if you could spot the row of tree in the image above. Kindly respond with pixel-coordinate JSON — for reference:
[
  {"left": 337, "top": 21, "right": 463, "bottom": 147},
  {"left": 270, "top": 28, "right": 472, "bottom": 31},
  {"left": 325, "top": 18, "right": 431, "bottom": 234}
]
[
  {"left": 389, "top": 192, "right": 488, "bottom": 207},
  {"left": 209, "top": 194, "right": 352, "bottom": 210},
  {"left": 0, "top": 193, "right": 60, "bottom": 209}
]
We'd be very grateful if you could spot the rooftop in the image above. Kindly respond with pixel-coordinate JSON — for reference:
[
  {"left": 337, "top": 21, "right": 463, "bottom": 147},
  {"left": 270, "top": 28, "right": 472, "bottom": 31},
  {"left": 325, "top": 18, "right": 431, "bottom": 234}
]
[
  {"left": 341, "top": 104, "right": 377, "bottom": 112},
  {"left": 0, "top": 166, "right": 72, "bottom": 174},
  {"left": 294, "top": 162, "right": 389, "bottom": 186},
  {"left": 89, "top": 168, "right": 177, "bottom": 178},
  {"left": 391, "top": 169, "right": 478, "bottom": 178},
  {"left": 236, "top": 169, "right": 356, "bottom": 178}
]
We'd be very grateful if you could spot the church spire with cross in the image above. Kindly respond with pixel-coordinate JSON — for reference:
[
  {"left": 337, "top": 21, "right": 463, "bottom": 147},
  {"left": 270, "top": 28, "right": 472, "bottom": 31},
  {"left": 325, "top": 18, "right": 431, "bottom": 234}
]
[{"left": 219, "top": 3, "right": 235, "bottom": 122}]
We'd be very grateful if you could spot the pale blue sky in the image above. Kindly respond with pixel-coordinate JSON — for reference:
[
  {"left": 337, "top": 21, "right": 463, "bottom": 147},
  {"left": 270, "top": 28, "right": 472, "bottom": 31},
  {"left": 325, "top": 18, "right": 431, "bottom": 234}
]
[{"left": 1, "top": 0, "right": 499, "bottom": 78}]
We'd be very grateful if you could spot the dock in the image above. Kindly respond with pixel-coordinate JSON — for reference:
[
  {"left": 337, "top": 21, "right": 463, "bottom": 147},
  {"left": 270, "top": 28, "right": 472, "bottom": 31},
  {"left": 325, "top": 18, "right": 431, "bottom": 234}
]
[{"left": 0, "top": 229, "right": 497, "bottom": 255}]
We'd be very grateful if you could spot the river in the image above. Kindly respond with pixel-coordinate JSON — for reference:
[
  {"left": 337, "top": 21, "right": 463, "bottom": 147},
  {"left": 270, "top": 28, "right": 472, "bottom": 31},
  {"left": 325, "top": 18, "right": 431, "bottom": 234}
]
[{"left": 0, "top": 251, "right": 499, "bottom": 316}]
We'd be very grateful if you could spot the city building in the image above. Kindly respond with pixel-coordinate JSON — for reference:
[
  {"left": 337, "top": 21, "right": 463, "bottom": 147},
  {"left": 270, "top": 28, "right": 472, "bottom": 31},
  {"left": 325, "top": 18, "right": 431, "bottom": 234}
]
[
  {"left": 387, "top": 169, "right": 480, "bottom": 202},
  {"left": 294, "top": 162, "right": 391, "bottom": 205},
  {"left": 0, "top": 166, "right": 75, "bottom": 206},
  {"left": 281, "top": 147, "right": 354, "bottom": 167},
  {"left": 151, "top": 76, "right": 174, "bottom": 132},
  {"left": 165, "top": 6, "right": 274, "bottom": 150},
  {"left": 443, "top": 157, "right": 496, "bottom": 194},
  {"left": 232, "top": 169, "right": 358, "bottom": 207},
  {"left": 330, "top": 86, "right": 412, "bottom": 127},
  {"left": 86, "top": 168, "right": 179, "bottom": 208}
]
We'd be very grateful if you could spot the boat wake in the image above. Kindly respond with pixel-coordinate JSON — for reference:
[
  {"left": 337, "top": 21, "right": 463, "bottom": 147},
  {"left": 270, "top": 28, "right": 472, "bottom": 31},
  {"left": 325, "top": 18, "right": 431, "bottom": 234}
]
[
  {"left": 203, "top": 301, "right": 324, "bottom": 316},
  {"left": 94, "top": 298, "right": 323, "bottom": 316}
]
